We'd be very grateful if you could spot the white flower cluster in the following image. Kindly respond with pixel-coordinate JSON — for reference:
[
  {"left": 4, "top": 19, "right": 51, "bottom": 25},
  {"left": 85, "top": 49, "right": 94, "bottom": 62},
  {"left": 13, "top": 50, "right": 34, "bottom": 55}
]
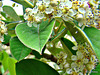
[
  {"left": 24, "top": 0, "right": 99, "bottom": 27},
  {"left": 0, "top": 20, "right": 7, "bottom": 50},
  {"left": 56, "top": 42, "right": 98, "bottom": 75}
]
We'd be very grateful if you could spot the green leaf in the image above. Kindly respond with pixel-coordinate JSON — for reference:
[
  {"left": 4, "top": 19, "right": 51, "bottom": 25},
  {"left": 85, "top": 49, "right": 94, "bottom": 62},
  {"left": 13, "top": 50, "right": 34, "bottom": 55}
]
[
  {"left": 84, "top": 27, "right": 100, "bottom": 62},
  {"left": 16, "top": 59, "right": 59, "bottom": 75},
  {"left": 61, "top": 38, "right": 76, "bottom": 55},
  {"left": 8, "top": 57, "right": 17, "bottom": 75},
  {"left": 10, "top": 37, "right": 31, "bottom": 61},
  {"left": 2, "top": 34, "right": 11, "bottom": 44},
  {"left": 64, "top": 21, "right": 88, "bottom": 43},
  {"left": 16, "top": 19, "right": 55, "bottom": 54},
  {"left": 7, "top": 23, "right": 18, "bottom": 37},
  {"left": 48, "top": 47, "right": 64, "bottom": 56},
  {"left": 0, "top": 12, "right": 6, "bottom": 19},
  {"left": 3, "top": 5, "right": 21, "bottom": 21},
  {"left": 1, "top": 12, "right": 13, "bottom": 22},
  {"left": 51, "top": 28, "right": 68, "bottom": 43},
  {"left": 91, "top": 64, "right": 100, "bottom": 75},
  {"left": 2, "top": 51, "right": 9, "bottom": 71},
  {"left": 32, "top": 50, "right": 42, "bottom": 59},
  {"left": 60, "top": 38, "right": 73, "bottom": 59},
  {"left": 64, "top": 21, "right": 94, "bottom": 52},
  {"left": 0, "top": 52, "right": 3, "bottom": 62},
  {"left": 11, "top": 0, "right": 34, "bottom": 8}
]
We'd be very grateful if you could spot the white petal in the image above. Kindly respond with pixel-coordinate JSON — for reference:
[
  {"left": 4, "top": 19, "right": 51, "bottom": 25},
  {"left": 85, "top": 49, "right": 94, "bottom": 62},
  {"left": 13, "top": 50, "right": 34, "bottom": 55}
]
[
  {"left": 72, "top": 46, "right": 78, "bottom": 50},
  {"left": 32, "top": 7, "right": 38, "bottom": 14},
  {"left": 83, "top": 58, "right": 89, "bottom": 64},
  {"left": 78, "top": 72, "right": 83, "bottom": 75},
  {"left": 78, "top": 8, "right": 86, "bottom": 14},
  {"left": 66, "top": 68, "right": 73, "bottom": 74},
  {"left": 64, "top": 63, "right": 69, "bottom": 68},
  {"left": 43, "top": 0, "right": 50, "bottom": 4},
  {"left": 77, "top": 14, "right": 83, "bottom": 19},
  {"left": 71, "top": 55, "right": 77, "bottom": 61},
  {"left": 45, "top": 7, "right": 54, "bottom": 14},
  {"left": 76, "top": 51, "right": 83, "bottom": 59},
  {"left": 27, "top": 21, "right": 32, "bottom": 27},
  {"left": 65, "top": 1, "right": 72, "bottom": 8},
  {"left": 71, "top": 62, "right": 77, "bottom": 68}
]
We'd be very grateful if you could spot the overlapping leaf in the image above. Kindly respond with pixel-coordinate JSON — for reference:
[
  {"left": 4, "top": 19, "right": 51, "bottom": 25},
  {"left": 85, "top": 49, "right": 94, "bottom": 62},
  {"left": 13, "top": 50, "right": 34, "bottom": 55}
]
[
  {"left": 8, "top": 57, "right": 17, "bottom": 75},
  {"left": 3, "top": 6, "right": 21, "bottom": 21},
  {"left": 7, "top": 23, "right": 18, "bottom": 37},
  {"left": 64, "top": 21, "right": 94, "bottom": 52},
  {"left": 10, "top": 37, "right": 31, "bottom": 61},
  {"left": 84, "top": 27, "right": 100, "bottom": 62},
  {"left": 16, "top": 19, "right": 55, "bottom": 53},
  {"left": 16, "top": 59, "right": 59, "bottom": 75}
]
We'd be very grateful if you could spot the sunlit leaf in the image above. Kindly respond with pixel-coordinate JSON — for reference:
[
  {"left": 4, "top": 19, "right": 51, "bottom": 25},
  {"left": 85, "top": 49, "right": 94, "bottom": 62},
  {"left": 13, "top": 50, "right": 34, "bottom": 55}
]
[
  {"left": 8, "top": 57, "right": 17, "bottom": 75},
  {"left": 16, "top": 19, "right": 55, "bottom": 54},
  {"left": 3, "top": 5, "right": 21, "bottom": 21},
  {"left": 2, "top": 51, "right": 9, "bottom": 71}
]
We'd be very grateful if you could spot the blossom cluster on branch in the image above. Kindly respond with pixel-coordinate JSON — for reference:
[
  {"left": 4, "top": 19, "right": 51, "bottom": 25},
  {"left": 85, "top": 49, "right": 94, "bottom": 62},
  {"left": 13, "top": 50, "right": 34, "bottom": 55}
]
[
  {"left": 24, "top": 0, "right": 99, "bottom": 27},
  {"left": 23, "top": 0, "right": 99, "bottom": 75},
  {"left": 56, "top": 42, "right": 98, "bottom": 75}
]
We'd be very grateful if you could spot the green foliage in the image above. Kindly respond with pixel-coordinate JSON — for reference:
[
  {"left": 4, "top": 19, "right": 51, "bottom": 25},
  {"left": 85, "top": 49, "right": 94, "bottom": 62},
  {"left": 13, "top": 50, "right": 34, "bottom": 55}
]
[
  {"left": 10, "top": 37, "right": 31, "bottom": 61},
  {"left": 64, "top": 21, "right": 94, "bottom": 52},
  {"left": 64, "top": 21, "right": 90, "bottom": 43},
  {"left": 32, "top": 50, "right": 42, "bottom": 59},
  {"left": 11, "top": 0, "right": 34, "bottom": 8},
  {"left": 2, "top": 34, "right": 11, "bottom": 44},
  {"left": 16, "top": 59, "right": 59, "bottom": 75},
  {"left": 3, "top": 5, "right": 21, "bottom": 21},
  {"left": 0, "top": 51, "right": 17, "bottom": 75},
  {"left": 0, "top": 52, "right": 3, "bottom": 62},
  {"left": 84, "top": 27, "right": 100, "bottom": 62},
  {"left": 0, "top": 0, "right": 100, "bottom": 75},
  {"left": 7, "top": 57, "right": 17, "bottom": 75},
  {"left": 0, "top": 12, "right": 7, "bottom": 19},
  {"left": 90, "top": 64, "right": 100, "bottom": 75},
  {"left": 7, "top": 23, "right": 18, "bottom": 37},
  {"left": 51, "top": 28, "right": 68, "bottom": 43},
  {"left": 2, "top": 51, "right": 9, "bottom": 71},
  {"left": 16, "top": 19, "right": 55, "bottom": 54},
  {"left": 61, "top": 38, "right": 76, "bottom": 55}
]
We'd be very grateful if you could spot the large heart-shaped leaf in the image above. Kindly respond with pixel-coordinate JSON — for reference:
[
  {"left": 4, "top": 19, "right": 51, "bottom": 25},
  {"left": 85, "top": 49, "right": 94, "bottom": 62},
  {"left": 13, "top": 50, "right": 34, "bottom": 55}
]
[
  {"left": 3, "top": 5, "right": 21, "bottom": 21},
  {"left": 84, "top": 27, "right": 100, "bottom": 61},
  {"left": 16, "top": 59, "right": 59, "bottom": 75},
  {"left": 10, "top": 37, "right": 31, "bottom": 61},
  {"left": 16, "top": 19, "right": 55, "bottom": 54}
]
